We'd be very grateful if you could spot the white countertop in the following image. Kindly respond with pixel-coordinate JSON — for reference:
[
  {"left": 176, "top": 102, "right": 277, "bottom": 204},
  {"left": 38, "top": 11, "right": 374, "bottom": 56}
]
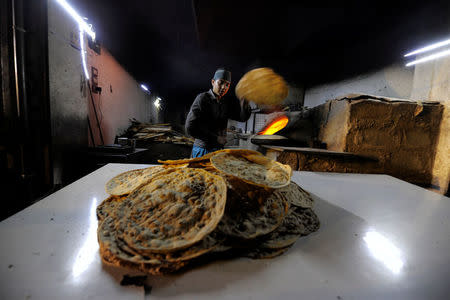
[{"left": 1, "top": 163, "right": 449, "bottom": 300}]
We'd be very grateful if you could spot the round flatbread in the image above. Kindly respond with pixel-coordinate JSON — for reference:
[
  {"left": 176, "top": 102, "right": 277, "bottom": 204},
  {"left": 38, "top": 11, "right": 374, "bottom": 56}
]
[
  {"left": 96, "top": 195, "right": 127, "bottom": 222},
  {"left": 116, "top": 231, "right": 222, "bottom": 263},
  {"left": 98, "top": 216, "right": 162, "bottom": 265},
  {"left": 235, "top": 68, "right": 289, "bottom": 105},
  {"left": 218, "top": 189, "right": 289, "bottom": 240},
  {"left": 188, "top": 160, "right": 258, "bottom": 197},
  {"left": 105, "top": 166, "right": 173, "bottom": 196},
  {"left": 260, "top": 207, "right": 320, "bottom": 249},
  {"left": 158, "top": 149, "right": 262, "bottom": 165},
  {"left": 277, "top": 181, "right": 314, "bottom": 208},
  {"left": 210, "top": 152, "right": 291, "bottom": 189},
  {"left": 242, "top": 246, "right": 291, "bottom": 259},
  {"left": 159, "top": 232, "right": 222, "bottom": 262},
  {"left": 119, "top": 168, "right": 227, "bottom": 253},
  {"left": 295, "top": 208, "right": 320, "bottom": 236},
  {"left": 98, "top": 216, "right": 186, "bottom": 274},
  {"left": 212, "top": 244, "right": 233, "bottom": 253}
]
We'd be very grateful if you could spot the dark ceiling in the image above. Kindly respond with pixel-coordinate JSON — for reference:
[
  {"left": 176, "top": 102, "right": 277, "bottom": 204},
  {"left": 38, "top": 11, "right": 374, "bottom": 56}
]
[{"left": 69, "top": 0, "right": 449, "bottom": 109}]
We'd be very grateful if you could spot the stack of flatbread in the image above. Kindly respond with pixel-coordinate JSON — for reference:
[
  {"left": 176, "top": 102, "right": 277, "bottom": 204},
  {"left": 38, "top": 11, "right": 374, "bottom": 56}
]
[
  {"left": 235, "top": 68, "right": 289, "bottom": 105},
  {"left": 97, "top": 149, "right": 319, "bottom": 275}
]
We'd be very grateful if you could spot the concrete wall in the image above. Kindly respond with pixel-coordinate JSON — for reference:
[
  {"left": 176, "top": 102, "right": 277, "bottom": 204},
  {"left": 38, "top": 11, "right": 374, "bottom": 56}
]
[
  {"left": 304, "top": 64, "right": 414, "bottom": 107},
  {"left": 48, "top": 0, "right": 89, "bottom": 184},
  {"left": 284, "top": 85, "right": 305, "bottom": 107},
  {"left": 48, "top": 1, "right": 156, "bottom": 184},
  {"left": 86, "top": 48, "right": 157, "bottom": 145}
]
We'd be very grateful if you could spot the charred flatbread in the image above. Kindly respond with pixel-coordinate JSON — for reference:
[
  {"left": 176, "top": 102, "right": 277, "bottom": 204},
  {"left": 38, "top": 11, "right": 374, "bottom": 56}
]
[
  {"left": 277, "top": 181, "right": 314, "bottom": 208},
  {"left": 116, "top": 232, "right": 222, "bottom": 263},
  {"left": 260, "top": 207, "right": 320, "bottom": 249},
  {"left": 218, "top": 189, "right": 289, "bottom": 240},
  {"left": 242, "top": 246, "right": 291, "bottom": 259},
  {"left": 188, "top": 160, "right": 258, "bottom": 198},
  {"left": 99, "top": 215, "right": 222, "bottom": 269},
  {"left": 98, "top": 216, "right": 186, "bottom": 274},
  {"left": 96, "top": 195, "right": 127, "bottom": 222},
  {"left": 119, "top": 168, "right": 227, "bottom": 253}
]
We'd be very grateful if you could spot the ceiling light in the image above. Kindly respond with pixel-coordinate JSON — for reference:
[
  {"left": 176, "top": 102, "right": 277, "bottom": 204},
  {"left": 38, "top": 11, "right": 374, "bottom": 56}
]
[
  {"left": 140, "top": 84, "right": 149, "bottom": 92},
  {"left": 404, "top": 38, "right": 450, "bottom": 57},
  {"left": 79, "top": 25, "right": 89, "bottom": 79},
  {"left": 55, "top": 0, "right": 96, "bottom": 40},
  {"left": 405, "top": 48, "right": 450, "bottom": 67},
  {"left": 154, "top": 97, "right": 161, "bottom": 109}
]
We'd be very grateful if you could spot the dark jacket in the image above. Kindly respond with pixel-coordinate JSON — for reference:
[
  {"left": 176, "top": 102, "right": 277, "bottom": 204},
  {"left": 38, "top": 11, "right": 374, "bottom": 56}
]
[{"left": 185, "top": 89, "right": 251, "bottom": 149}]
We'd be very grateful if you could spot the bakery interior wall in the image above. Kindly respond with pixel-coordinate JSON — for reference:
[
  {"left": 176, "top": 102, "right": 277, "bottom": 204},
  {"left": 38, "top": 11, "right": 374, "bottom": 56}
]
[
  {"left": 302, "top": 58, "right": 449, "bottom": 195},
  {"left": 304, "top": 64, "right": 414, "bottom": 107},
  {"left": 48, "top": 0, "right": 160, "bottom": 185},
  {"left": 410, "top": 56, "right": 450, "bottom": 195}
]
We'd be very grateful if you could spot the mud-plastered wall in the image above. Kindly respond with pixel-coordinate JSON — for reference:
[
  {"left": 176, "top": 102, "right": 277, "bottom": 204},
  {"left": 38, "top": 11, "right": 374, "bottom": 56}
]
[
  {"left": 346, "top": 99, "right": 443, "bottom": 185},
  {"left": 318, "top": 96, "right": 443, "bottom": 186}
]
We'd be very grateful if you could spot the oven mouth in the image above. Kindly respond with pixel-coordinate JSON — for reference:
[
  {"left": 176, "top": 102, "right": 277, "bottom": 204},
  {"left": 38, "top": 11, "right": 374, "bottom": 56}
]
[{"left": 257, "top": 115, "right": 289, "bottom": 135}]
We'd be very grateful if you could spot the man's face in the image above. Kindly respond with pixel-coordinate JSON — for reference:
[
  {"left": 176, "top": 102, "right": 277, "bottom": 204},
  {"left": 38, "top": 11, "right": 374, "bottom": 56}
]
[{"left": 211, "top": 79, "right": 231, "bottom": 98}]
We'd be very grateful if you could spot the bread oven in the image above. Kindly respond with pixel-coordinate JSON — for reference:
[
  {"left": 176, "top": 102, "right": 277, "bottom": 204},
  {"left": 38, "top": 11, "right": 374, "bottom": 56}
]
[
  {"left": 236, "top": 94, "right": 445, "bottom": 190},
  {"left": 237, "top": 107, "right": 316, "bottom": 152}
]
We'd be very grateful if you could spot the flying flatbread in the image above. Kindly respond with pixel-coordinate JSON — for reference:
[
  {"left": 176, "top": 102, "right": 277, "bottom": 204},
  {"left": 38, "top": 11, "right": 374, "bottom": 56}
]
[{"left": 235, "top": 68, "right": 288, "bottom": 105}]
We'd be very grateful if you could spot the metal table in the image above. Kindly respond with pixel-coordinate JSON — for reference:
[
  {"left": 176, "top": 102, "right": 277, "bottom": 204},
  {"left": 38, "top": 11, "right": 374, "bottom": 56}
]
[{"left": 1, "top": 163, "right": 449, "bottom": 299}]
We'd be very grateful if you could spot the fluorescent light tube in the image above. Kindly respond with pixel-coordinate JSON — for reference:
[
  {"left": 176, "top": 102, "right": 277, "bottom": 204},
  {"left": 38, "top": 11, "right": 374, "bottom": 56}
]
[
  {"left": 79, "top": 26, "right": 89, "bottom": 79},
  {"left": 405, "top": 48, "right": 450, "bottom": 66},
  {"left": 55, "top": 0, "right": 96, "bottom": 40},
  {"left": 404, "top": 38, "right": 450, "bottom": 57}
]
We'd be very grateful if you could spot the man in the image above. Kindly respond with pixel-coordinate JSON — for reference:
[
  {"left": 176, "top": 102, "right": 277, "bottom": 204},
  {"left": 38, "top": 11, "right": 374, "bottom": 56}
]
[{"left": 185, "top": 68, "right": 251, "bottom": 158}]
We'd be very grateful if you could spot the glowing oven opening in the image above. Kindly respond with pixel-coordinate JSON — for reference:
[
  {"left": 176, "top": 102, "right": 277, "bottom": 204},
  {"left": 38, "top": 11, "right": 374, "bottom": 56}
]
[{"left": 258, "top": 115, "right": 289, "bottom": 135}]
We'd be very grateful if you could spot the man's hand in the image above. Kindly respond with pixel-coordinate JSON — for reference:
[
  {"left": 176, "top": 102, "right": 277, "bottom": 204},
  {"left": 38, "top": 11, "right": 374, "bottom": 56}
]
[{"left": 217, "top": 136, "right": 227, "bottom": 145}]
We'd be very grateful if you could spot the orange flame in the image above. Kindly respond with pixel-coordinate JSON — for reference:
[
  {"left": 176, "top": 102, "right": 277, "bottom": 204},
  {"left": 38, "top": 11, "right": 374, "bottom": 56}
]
[{"left": 258, "top": 115, "right": 289, "bottom": 135}]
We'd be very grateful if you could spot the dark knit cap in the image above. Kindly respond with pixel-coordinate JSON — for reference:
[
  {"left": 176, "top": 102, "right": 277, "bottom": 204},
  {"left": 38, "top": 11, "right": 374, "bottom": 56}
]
[{"left": 213, "top": 68, "right": 231, "bottom": 82}]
